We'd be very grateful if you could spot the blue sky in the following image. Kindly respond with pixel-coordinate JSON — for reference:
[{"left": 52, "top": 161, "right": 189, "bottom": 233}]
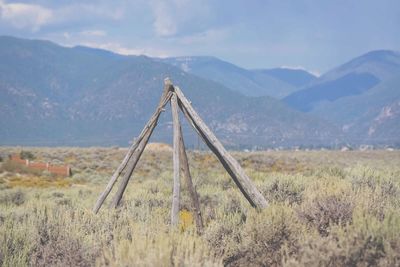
[{"left": 0, "top": 0, "right": 399, "bottom": 74}]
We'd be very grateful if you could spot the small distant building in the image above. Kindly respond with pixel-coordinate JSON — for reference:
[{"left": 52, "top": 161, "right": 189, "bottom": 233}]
[{"left": 8, "top": 153, "right": 71, "bottom": 176}]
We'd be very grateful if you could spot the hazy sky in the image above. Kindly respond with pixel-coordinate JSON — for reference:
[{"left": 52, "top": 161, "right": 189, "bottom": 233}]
[{"left": 0, "top": 0, "right": 399, "bottom": 74}]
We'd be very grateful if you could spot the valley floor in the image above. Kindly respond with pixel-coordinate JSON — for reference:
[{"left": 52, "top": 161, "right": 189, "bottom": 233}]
[{"left": 0, "top": 147, "right": 400, "bottom": 266}]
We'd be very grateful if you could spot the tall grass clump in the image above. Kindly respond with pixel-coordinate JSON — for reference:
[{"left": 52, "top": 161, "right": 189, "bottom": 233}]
[
  {"left": 0, "top": 147, "right": 399, "bottom": 266},
  {"left": 0, "top": 189, "right": 25, "bottom": 206},
  {"left": 225, "top": 205, "right": 303, "bottom": 267},
  {"left": 287, "top": 211, "right": 400, "bottom": 266},
  {"left": 261, "top": 175, "right": 306, "bottom": 205}
]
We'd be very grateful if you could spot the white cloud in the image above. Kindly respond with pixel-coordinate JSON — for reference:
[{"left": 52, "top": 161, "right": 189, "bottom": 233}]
[
  {"left": 63, "top": 32, "right": 71, "bottom": 39},
  {"left": 0, "top": 1, "right": 125, "bottom": 32},
  {"left": 77, "top": 41, "right": 170, "bottom": 58},
  {"left": 179, "top": 28, "right": 230, "bottom": 45},
  {"left": 149, "top": 0, "right": 215, "bottom": 38},
  {"left": 280, "top": 65, "right": 321, "bottom": 77},
  {"left": 309, "top": 70, "right": 321, "bottom": 77},
  {"left": 80, "top": 30, "right": 107, "bottom": 37},
  {"left": 0, "top": 0, "right": 53, "bottom": 31},
  {"left": 49, "top": 30, "right": 105, "bottom": 42},
  {"left": 280, "top": 65, "right": 307, "bottom": 70},
  {"left": 151, "top": 1, "right": 177, "bottom": 37},
  {"left": 54, "top": 3, "right": 125, "bottom": 24}
]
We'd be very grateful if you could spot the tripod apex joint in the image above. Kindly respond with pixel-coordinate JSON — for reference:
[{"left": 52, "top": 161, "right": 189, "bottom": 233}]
[{"left": 93, "top": 79, "right": 268, "bottom": 232}]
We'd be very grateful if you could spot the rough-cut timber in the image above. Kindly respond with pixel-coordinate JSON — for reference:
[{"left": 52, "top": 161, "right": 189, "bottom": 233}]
[
  {"left": 170, "top": 92, "right": 181, "bottom": 226},
  {"left": 94, "top": 78, "right": 267, "bottom": 219},
  {"left": 174, "top": 85, "right": 268, "bottom": 209},
  {"left": 177, "top": 118, "right": 204, "bottom": 233},
  {"left": 93, "top": 81, "right": 173, "bottom": 212},
  {"left": 110, "top": 85, "right": 173, "bottom": 208},
  {"left": 109, "top": 119, "right": 157, "bottom": 208}
]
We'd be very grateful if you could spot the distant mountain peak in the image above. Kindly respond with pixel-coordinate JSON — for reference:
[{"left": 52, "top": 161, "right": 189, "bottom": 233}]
[
  {"left": 253, "top": 67, "right": 317, "bottom": 88},
  {"left": 268, "top": 67, "right": 317, "bottom": 77},
  {"left": 362, "top": 49, "right": 400, "bottom": 58},
  {"left": 341, "top": 49, "right": 400, "bottom": 71},
  {"left": 308, "top": 49, "right": 400, "bottom": 86},
  {"left": 72, "top": 45, "right": 122, "bottom": 58},
  {"left": 167, "top": 56, "right": 219, "bottom": 62},
  {"left": 0, "top": 35, "right": 61, "bottom": 48},
  {"left": 277, "top": 67, "right": 320, "bottom": 78},
  {"left": 1, "top": 36, "right": 399, "bottom": 146},
  {"left": 0, "top": 36, "right": 340, "bottom": 147},
  {"left": 283, "top": 49, "right": 400, "bottom": 146},
  {"left": 160, "top": 56, "right": 304, "bottom": 98}
]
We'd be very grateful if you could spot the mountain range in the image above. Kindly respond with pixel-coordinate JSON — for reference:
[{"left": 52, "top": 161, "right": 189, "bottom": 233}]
[
  {"left": 284, "top": 50, "right": 400, "bottom": 145},
  {"left": 159, "top": 56, "right": 316, "bottom": 98},
  {"left": 0, "top": 36, "right": 399, "bottom": 148}
]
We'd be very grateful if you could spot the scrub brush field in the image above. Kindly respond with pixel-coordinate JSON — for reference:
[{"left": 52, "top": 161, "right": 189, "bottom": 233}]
[{"left": 0, "top": 146, "right": 400, "bottom": 266}]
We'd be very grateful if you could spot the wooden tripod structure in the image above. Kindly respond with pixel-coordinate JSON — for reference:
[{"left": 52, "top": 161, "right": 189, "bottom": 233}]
[{"left": 93, "top": 78, "right": 268, "bottom": 232}]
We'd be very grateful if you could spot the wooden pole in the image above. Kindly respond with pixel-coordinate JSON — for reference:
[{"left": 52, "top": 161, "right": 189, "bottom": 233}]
[
  {"left": 174, "top": 86, "right": 268, "bottom": 209},
  {"left": 170, "top": 92, "right": 181, "bottom": 226},
  {"left": 93, "top": 79, "right": 173, "bottom": 212},
  {"left": 109, "top": 82, "right": 173, "bottom": 209},
  {"left": 110, "top": 124, "right": 154, "bottom": 208},
  {"left": 178, "top": 120, "right": 204, "bottom": 233}
]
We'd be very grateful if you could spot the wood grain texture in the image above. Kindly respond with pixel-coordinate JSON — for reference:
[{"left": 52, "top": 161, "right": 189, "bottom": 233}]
[
  {"left": 178, "top": 120, "right": 204, "bottom": 233},
  {"left": 174, "top": 85, "right": 268, "bottom": 209},
  {"left": 94, "top": 80, "right": 173, "bottom": 212},
  {"left": 170, "top": 92, "right": 181, "bottom": 226}
]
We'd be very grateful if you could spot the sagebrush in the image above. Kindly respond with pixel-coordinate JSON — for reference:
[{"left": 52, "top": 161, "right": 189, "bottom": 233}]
[{"left": 0, "top": 147, "right": 399, "bottom": 266}]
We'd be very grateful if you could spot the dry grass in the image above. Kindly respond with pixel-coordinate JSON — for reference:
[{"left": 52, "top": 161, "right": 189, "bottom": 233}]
[
  {"left": 6, "top": 176, "right": 72, "bottom": 188},
  {"left": 0, "top": 146, "right": 399, "bottom": 266}
]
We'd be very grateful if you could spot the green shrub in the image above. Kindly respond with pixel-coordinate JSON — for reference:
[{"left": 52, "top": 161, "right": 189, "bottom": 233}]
[
  {"left": 262, "top": 177, "right": 305, "bottom": 205},
  {"left": 0, "top": 148, "right": 399, "bottom": 266},
  {"left": 297, "top": 195, "right": 354, "bottom": 236},
  {"left": 312, "top": 166, "right": 347, "bottom": 180},
  {"left": 30, "top": 222, "right": 94, "bottom": 267},
  {"left": 20, "top": 151, "right": 35, "bottom": 160},
  {"left": 380, "top": 178, "right": 399, "bottom": 198},
  {"left": 0, "top": 160, "right": 43, "bottom": 176},
  {"left": 0, "top": 218, "right": 33, "bottom": 266},
  {"left": 0, "top": 190, "right": 25, "bottom": 206},
  {"left": 204, "top": 213, "right": 243, "bottom": 259},
  {"left": 287, "top": 212, "right": 400, "bottom": 266},
  {"left": 225, "top": 205, "right": 302, "bottom": 267}
]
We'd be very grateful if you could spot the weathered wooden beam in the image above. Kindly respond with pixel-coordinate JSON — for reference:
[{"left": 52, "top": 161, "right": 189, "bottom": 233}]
[
  {"left": 110, "top": 87, "right": 173, "bottom": 208},
  {"left": 178, "top": 120, "right": 204, "bottom": 233},
  {"left": 109, "top": 126, "right": 152, "bottom": 208},
  {"left": 109, "top": 82, "right": 173, "bottom": 209},
  {"left": 170, "top": 92, "right": 181, "bottom": 226},
  {"left": 93, "top": 80, "right": 173, "bottom": 212},
  {"left": 174, "top": 86, "right": 268, "bottom": 209}
]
